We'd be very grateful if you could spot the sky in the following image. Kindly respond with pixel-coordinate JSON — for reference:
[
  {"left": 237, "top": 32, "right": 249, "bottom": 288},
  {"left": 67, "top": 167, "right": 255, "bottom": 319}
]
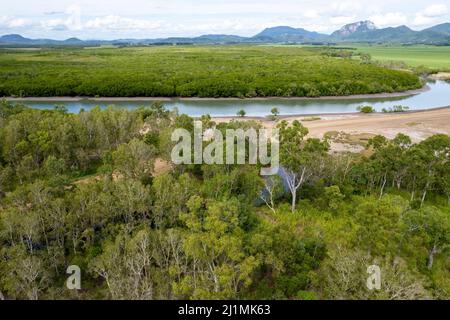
[{"left": 1, "top": 0, "right": 449, "bottom": 40}]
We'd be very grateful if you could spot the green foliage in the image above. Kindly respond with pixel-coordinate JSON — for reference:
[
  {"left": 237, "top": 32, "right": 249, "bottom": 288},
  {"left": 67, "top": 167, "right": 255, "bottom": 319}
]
[
  {"left": 176, "top": 196, "right": 258, "bottom": 299},
  {"left": 382, "top": 105, "right": 410, "bottom": 113},
  {"left": 404, "top": 206, "right": 450, "bottom": 270},
  {"left": 323, "top": 186, "right": 345, "bottom": 212},
  {"left": 237, "top": 109, "right": 246, "bottom": 117},
  {"left": 0, "top": 46, "right": 422, "bottom": 98},
  {"left": 319, "top": 246, "right": 430, "bottom": 300},
  {"left": 0, "top": 103, "right": 448, "bottom": 300},
  {"left": 278, "top": 120, "right": 329, "bottom": 212},
  {"left": 271, "top": 107, "right": 279, "bottom": 117},
  {"left": 110, "top": 138, "right": 156, "bottom": 181},
  {"left": 357, "top": 105, "right": 376, "bottom": 113}
]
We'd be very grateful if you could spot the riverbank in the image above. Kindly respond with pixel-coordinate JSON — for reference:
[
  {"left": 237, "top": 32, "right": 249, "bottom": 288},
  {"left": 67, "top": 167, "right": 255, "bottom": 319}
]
[
  {"left": 213, "top": 106, "right": 450, "bottom": 143},
  {"left": 4, "top": 84, "right": 429, "bottom": 103},
  {"left": 429, "top": 72, "right": 450, "bottom": 81}
]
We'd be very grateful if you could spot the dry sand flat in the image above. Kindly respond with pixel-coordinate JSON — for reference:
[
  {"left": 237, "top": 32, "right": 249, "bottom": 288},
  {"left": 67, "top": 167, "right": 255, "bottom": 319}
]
[
  {"left": 430, "top": 72, "right": 450, "bottom": 81},
  {"left": 213, "top": 107, "right": 450, "bottom": 143},
  {"left": 293, "top": 108, "right": 450, "bottom": 142}
]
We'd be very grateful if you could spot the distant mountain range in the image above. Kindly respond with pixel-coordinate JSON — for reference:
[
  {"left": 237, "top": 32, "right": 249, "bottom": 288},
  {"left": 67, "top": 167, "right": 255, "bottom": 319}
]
[{"left": 2, "top": 21, "right": 450, "bottom": 46}]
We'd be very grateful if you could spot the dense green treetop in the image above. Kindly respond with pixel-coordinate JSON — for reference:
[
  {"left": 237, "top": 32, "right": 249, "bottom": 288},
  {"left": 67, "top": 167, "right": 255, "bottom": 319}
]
[{"left": 0, "top": 46, "right": 422, "bottom": 98}]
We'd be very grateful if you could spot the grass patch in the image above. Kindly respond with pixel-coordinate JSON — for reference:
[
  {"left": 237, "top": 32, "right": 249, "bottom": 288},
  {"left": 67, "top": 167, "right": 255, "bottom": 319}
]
[
  {"left": 352, "top": 45, "right": 450, "bottom": 71},
  {"left": 301, "top": 116, "right": 322, "bottom": 122},
  {"left": 325, "top": 131, "right": 376, "bottom": 146}
]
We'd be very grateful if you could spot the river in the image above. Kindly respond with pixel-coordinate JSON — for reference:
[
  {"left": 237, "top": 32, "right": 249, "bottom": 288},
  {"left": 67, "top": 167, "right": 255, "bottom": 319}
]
[{"left": 11, "top": 80, "right": 450, "bottom": 117}]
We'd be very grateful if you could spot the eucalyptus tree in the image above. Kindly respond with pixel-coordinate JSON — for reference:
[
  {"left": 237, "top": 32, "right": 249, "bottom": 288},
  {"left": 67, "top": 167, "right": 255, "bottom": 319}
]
[
  {"left": 278, "top": 120, "right": 329, "bottom": 212},
  {"left": 111, "top": 138, "right": 156, "bottom": 181},
  {"left": 260, "top": 175, "right": 284, "bottom": 213},
  {"left": 409, "top": 134, "right": 450, "bottom": 206},
  {"left": 177, "top": 196, "right": 258, "bottom": 299},
  {"left": 404, "top": 206, "right": 450, "bottom": 270},
  {"left": 366, "top": 133, "right": 413, "bottom": 198}
]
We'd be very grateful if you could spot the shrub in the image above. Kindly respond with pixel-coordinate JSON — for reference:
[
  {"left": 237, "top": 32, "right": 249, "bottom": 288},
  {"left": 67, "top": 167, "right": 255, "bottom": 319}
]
[
  {"left": 357, "top": 105, "right": 376, "bottom": 113},
  {"left": 382, "top": 105, "right": 410, "bottom": 113}
]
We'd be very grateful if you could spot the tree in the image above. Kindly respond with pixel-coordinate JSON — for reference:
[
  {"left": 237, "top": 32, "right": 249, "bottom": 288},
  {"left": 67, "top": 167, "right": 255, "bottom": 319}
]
[
  {"left": 177, "top": 196, "right": 258, "bottom": 299},
  {"left": 364, "top": 134, "right": 413, "bottom": 198},
  {"left": 89, "top": 230, "right": 156, "bottom": 300},
  {"left": 278, "top": 120, "right": 329, "bottom": 212},
  {"left": 353, "top": 195, "right": 407, "bottom": 255},
  {"left": 437, "top": 160, "right": 450, "bottom": 203},
  {"left": 0, "top": 165, "right": 14, "bottom": 196},
  {"left": 410, "top": 135, "right": 450, "bottom": 206},
  {"left": 271, "top": 107, "right": 280, "bottom": 118},
  {"left": 200, "top": 114, "right": 216, "bottom": 129},
  {"left": 237, "top": 109, "right": 246, "bottom": 118},
  {"left": 260, "top": 175, "right": 284, "bottom": 213},
  {"left": 144, "top": 101, "right": 171, "bottom": 120},
  {"left": 320, "top": 245, "right": 430, "bottom": 300},
  {"left": 248, "top": 218, "right": 326, "bottom": 299},
  {"left": 111, "top": 138, "right": 156, "bottom": 181},
  {"left": 152, "top": 173, "right": 197, "bottom": 227},
  {"left": 404, "top": 206, "right": 450, "bottom": 270},
  {"left": 0, "top": 245, "right": 49, "bottom": 300},
  {"left": 360, "top": 53, "right": 372, "bottom": 64},
  {"left": 323, "top": 185, "right": 345, "bottom": 212}
]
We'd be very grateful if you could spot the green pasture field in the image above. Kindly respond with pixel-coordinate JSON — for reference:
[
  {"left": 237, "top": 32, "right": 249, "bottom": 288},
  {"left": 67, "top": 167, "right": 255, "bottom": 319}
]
[{"left": 352, "top": 45, "right": 450, "bottom": 70}]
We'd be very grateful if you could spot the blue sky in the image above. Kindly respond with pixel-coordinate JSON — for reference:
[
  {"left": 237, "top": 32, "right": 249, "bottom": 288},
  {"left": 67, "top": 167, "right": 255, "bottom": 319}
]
[{"left": 1, "top": 0, "right": 449, "bottom": 39}]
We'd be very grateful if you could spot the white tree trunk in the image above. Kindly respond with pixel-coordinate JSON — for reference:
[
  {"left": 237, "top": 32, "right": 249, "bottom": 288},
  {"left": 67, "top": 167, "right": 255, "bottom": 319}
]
[
  {"left": 379, "top": 172, "right": 387, "bottom": 199},
  {"left": 421, "top": 188, "right": 428, "bottom": 207},
  {"left": 428, "top": 244, "right": 438, "bottom": 270},
  {"left": 291, "top": 188, "right": 297, "bottom": 213}
]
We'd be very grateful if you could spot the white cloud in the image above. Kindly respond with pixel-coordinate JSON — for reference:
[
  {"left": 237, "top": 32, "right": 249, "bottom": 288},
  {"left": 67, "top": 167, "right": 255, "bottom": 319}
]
[
  {"left": 331, "top": 1, "right": 363, "bottom": 16},
  {"left": 7, "top": 18, "right": 30, "bottom": 28},
  {"left": 300, "top": 23, "right": 332, "bottom": 33},
  {"left": 330, "top": 16, "right": 357, "bottom": 25},
  {"left": 369, "top": 12, "right": 408, "bottom": 27},
  {"left": 413, "top": 4, "right": 449, "bottom": 26},
  {"left": 303, "top": 10, "right": 320, "bottom": 19},
  {"left": 84, "top": 15, "right": 164, "bottom": 31},
  {"left": 40, "top": 5, "right": 82, "bottom": 31},
  {"left": 413, "top": 15, "right": 434, "bottom": 27},
  {"left": 41, "top": 18, "right": 69, "bottom": 31},
  {"left": 423, "top": 4, "right": 448, "bottom": 17},
  {"left": 0, "top": 16, "right": 32, "bottom": 29}
]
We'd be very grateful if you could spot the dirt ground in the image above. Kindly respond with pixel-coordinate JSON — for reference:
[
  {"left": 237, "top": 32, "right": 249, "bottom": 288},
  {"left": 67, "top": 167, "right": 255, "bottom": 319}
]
[
  {"left": 429, "top": 72, "right": 450, "bottom": 81},
  {"left": 214, "top": 107, "right": 450, "bottom": 141}
]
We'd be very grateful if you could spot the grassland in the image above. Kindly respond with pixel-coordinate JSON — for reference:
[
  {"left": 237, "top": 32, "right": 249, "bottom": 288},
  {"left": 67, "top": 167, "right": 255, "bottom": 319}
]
[
  {"left": 0, "top": 45, "right": 421, "bottom": 98},
  {"left": 352, "top": 45, "right": 450, "bottom": 70}
]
